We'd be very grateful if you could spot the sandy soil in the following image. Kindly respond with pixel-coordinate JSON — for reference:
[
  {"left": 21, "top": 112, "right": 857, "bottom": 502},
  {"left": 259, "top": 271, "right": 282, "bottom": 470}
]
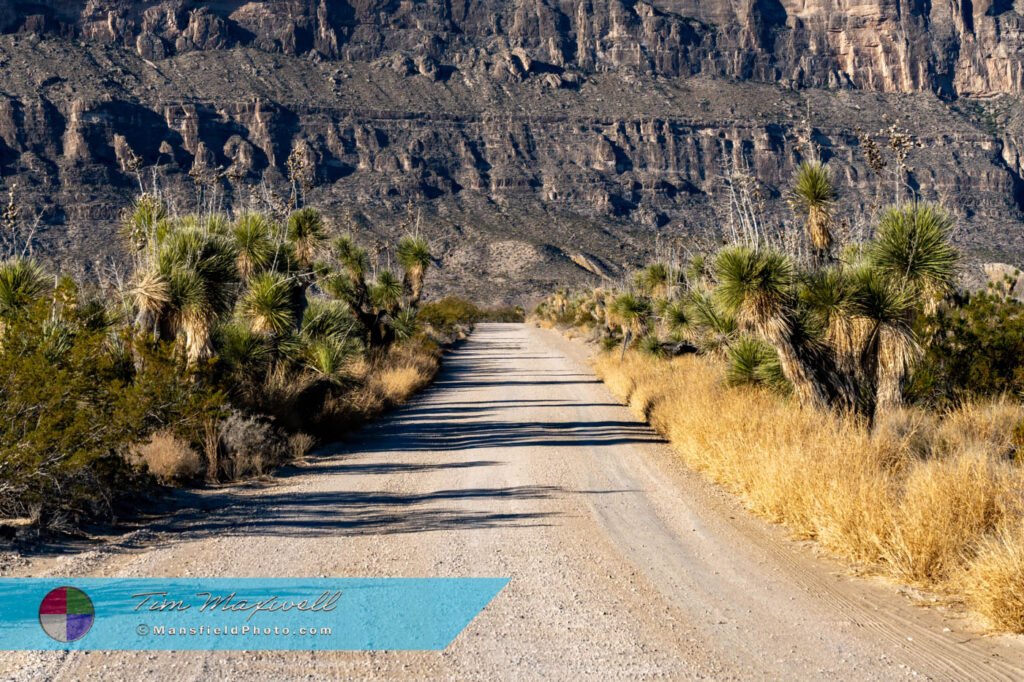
[{"left": 1, "top": 323, "right": 1023, "bottom": 680}]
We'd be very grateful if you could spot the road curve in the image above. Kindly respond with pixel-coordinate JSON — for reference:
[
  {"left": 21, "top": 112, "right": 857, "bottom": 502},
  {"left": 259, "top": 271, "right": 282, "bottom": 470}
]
[{"left": 2, "top": 323, "right": 1023, "bottom": 680}]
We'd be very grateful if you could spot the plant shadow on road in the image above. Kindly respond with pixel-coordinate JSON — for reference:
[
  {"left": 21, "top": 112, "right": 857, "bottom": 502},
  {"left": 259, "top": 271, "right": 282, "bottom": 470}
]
[{"left": 134, "top": 481, "right": 636, "bottom": 541}]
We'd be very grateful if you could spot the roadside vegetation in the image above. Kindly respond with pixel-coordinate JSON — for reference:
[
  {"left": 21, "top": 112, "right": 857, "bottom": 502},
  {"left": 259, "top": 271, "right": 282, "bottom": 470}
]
[
  {"left": 534, "top": 155, "right": 1024, "bottom": 632},
  {"left": 0, "top": 198, "right": 497, "bottom": 534}
]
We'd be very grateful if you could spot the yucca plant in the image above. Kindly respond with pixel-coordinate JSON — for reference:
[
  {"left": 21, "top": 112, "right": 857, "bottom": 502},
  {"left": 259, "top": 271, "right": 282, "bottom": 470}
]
[
  {"left": 214, "top": 321, "right": 273, "bottom": 380},
  {"left": 638, "top": 332, "right": 665, "bottom": 357},
  {"left": 662, "top": 299, "right": 688, "bottom": 339},
  {"left": 287, "top": 208, "right": 326, "bottom": 269},
  {"left": 240, "top": 271, "right": 296, "bottom": 337},
  {"left": 370, "top": 270, "right": 404, "bottom": 315},
  {"left": 870, "top": 203, "right": 958, "bottom": 312},
  {"left": 714, "top": 246, "right": 794, "bottom": 338},
  {"left": 396, "top": 235, "right": 432, "bottom": 307},
  {"left": 685, "top": 290, "right": 736, "bottom": 357},
  {"left": 122, "top": 194, "right": 168, "bottom": 250},
  {"left": 304, "top": 336, "right": 359, "bottom": 379},
  {"left": 850, "top": 268, "right": 919, "bottom": 412},
  {"left": 301, "top": 298, "right": 355, "bottom": 342},
  {"left": 726, "top": 335, "right": 789, "bottom": 394},
  {"left": 330, "top": 235, "right": 372, "bottom": 312},
  {"left": 0, "top": 257, "right": 47, "bottom": 318},
  {"left": 133, "top": 225, "right": 239, "bottom": 364},
  {"left": 714, "top": 246, "right": 830, "bottom": 409},
  {"left": 685, "top": 253, "right": 712, "bottom": 289},
  {"left": 799, "top": 267, "right": 860, "bottom": 379},
  {"left": 636, "top": 262, "right": 671, "bottom": 298},
  {"left": 231, "top": 213, "right": 278, "bottom": 280},
  {"left": 203, "top": 213, "right": 232, "bottom": 237},
  {"left": 611, "top": 292, "right": 652, "bottom": 358},
  {"left": 391, "top": 307, "right": 420, "bottom": 341},
  {"left": 790, "top": 161, "right": 836, "bottom": 263},
  {"left": 334, "top": 236, "right": 369, "bottom": 283}
]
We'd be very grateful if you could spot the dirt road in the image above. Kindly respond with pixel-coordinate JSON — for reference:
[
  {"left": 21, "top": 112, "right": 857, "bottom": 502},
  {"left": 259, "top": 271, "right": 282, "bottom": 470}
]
[{"left": 2, "top": 323, "right": 1023, "bottom": 680}]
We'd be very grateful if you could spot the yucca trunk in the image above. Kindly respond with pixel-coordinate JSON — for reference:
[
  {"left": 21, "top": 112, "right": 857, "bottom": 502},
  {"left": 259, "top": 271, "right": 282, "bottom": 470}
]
[
  {"left": 808, "top": 205, "right": 833, "bottom": 253},
  {"left": 405, "top": 266, "right": 425, "bottom": 307},
  {"left": 763, "top": 326, "right": 830, "bottom": 411},
  {"left": 871, "top": 326, "right": 919, "bottom": 413},
  {"left": 182, "top": 316, "right": 214, "bottom": 366},
  {"left": 875, "top": 370, "right": 904, "bottom": 412}
]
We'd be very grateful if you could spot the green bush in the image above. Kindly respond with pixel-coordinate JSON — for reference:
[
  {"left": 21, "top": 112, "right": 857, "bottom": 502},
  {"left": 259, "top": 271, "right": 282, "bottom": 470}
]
[
  {"left": 909, "top": 291, "right": 1024, "bottom": 406},
  {"left": 418, "top": 296, "right": 524, "bottom": 334},
  {"left": 0, "top": 296, "right": 223, "bottom": 527}
]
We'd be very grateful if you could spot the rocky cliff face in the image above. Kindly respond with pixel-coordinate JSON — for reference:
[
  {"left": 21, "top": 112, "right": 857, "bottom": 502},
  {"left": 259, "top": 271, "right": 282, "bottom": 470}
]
[
  {"left": 0, "top": 1, "right": 1022, "bottom": 300},
  {"left": 3, "top": 0, "right": 1023, "bottom": 96}
]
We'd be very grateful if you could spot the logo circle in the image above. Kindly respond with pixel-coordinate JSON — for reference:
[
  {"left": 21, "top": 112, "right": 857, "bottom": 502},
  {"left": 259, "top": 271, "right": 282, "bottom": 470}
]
[{"left": 39, "top": 586, "right": 94, "bottom": 643}]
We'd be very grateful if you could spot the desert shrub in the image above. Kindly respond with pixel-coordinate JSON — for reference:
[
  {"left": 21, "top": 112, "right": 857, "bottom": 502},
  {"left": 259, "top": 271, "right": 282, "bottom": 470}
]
[
  {"left": 419, "top": 296, "right": 524, "bottom": 335},
  {"left": 130, "top": 431, "right": 204, "bottom": 485},
  {"left": 479, "top": 305, "right": 525, "bottom": 322},
  {"left": 0, "top": 295, "right": 222, "bottom": 526},
  {"left": 418, "top": 297, "right": 479, "bottom": 335},
  {"left": 289, "top": 432, "right": 317, "bottom": 460},
  {"left": 910, "top": 291, "right": 1024, "bottom": 405},
  {"left": 310, "top": 337, "right": 441, "bottom": 440},
  {"left": 216, "top": 410, "right": 290, "bottom": 480}
]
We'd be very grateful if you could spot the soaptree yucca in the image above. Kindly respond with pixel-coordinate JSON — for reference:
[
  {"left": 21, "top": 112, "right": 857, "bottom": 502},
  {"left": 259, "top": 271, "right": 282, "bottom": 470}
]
[
  {"left": 849, "top": 268, "right": 919, "bottom": 411},
  {"left": 714, "top": 246, "right": 832, "bottom": 409},
  {"left": 870, "top": 203, "right": 958, "bottom": 312},
  {"left": 132, "top": 226, "right": 239, "bottom": 364},
  {"left": 240, "top": 271, "right": 296, "bottom": 337},
  {"left": 287, "top": 208, "right": 326, "bottom": 269},
  {"left": 636, "top": 262, "right": 672, "bottom": 298},
  {"left": 231, "top": 213, "right": 278, "bottom": 280},
  {"left": 611, "top": 292, "right": 652, "bottom": 358},
  {"left": 0, "top": 257, "right": 47, "bottom": 317},
  {"left": 790, "top": 161, "right": 836, "bottom": 263},
  {"left": 396, "top": 235, "right": 432, "bottom": 307}
]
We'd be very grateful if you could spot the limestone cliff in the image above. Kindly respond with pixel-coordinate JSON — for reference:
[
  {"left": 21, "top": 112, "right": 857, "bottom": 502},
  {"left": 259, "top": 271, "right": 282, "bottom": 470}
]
[{"left": 0, "top": 1, "right": 1022, "bottom": 299}]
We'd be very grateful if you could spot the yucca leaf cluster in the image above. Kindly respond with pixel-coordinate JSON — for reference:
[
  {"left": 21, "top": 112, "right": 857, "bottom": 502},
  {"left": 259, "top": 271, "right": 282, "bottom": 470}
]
[{"left": 535, "top": 165, "right": 962, "bottom": 421}]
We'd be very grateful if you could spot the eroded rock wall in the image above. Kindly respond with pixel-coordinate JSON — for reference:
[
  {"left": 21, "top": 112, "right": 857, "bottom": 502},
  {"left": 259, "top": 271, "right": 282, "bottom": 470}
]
[{"left": 1, "top": 0, "right": 1023, "bottom": 96}]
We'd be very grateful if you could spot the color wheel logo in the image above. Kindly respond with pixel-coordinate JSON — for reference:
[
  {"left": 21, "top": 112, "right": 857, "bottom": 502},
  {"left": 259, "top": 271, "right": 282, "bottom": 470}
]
[{"left": 39, "top": 586, "right": 95, "bottom": 643}]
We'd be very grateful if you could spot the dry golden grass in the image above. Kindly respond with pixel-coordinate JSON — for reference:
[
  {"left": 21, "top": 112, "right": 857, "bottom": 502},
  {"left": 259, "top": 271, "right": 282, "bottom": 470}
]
[
  {"left": 371, "top": 365, "right": 431, "bottom": 403},
  {"left": 130, "top": 430, "right": 204, "bottom": 484},
  {"left": 363, "top": 342, "right": 439, "bottom": 406},
  {"left": 962, "top": 522, "right": 1024, "bottom": 631},
  {"left": 593, "top": 351, "right": 1024, "bottom": 632},
  {"left": 323, "top": 341, "right": 442, "bottom": 434},
  {"left": 288, "top": 432, "right": 317, "bottom": 461}
]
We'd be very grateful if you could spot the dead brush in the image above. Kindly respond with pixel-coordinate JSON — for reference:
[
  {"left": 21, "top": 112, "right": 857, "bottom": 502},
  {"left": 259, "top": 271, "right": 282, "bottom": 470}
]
[{"left": 130, "top": 431, "right": 203, "bottom": 485}]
